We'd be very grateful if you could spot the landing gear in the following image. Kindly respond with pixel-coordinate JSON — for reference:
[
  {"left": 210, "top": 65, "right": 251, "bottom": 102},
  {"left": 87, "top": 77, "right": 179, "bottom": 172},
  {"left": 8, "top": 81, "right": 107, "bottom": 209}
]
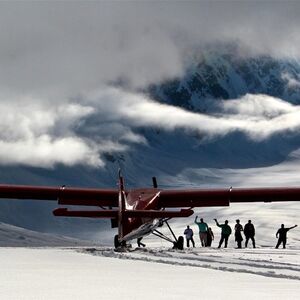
[
  {"left": 114, "top": 234, "right": 127, "bottom": 249},
  {"left": 173, "top": 236, "right": 184, "bottom": 250},
  {"left": 152, "top": 220, "right": 184, "bottom": 250}
]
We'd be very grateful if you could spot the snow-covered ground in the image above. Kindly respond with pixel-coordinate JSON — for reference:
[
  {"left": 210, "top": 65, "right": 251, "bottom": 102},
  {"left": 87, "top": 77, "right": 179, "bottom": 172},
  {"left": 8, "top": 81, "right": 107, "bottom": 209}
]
[
  {"left": 0, "top": 201, "right": 299, "bottom": 299},
  {"left": 0, "top": 222, "right": 96, "bottom": 247},
  {"left": 0, "top": 246, "right": 299, "bottom": 300},
  {"left": 0, "top": 157, "right": 299, "bottom": 299}
]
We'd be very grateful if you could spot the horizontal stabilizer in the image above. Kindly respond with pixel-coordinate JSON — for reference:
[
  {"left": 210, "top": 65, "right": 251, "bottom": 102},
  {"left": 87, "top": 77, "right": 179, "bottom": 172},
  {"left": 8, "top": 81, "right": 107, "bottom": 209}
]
[{"left": 53, "top": 208, "right": 118, "bottom": 218}]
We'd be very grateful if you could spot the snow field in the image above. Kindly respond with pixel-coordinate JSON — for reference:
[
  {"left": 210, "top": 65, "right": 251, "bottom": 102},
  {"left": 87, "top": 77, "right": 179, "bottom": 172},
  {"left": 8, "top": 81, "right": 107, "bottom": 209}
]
[{"left": 0, "top": 247, "right": 299, "bottom": 300}]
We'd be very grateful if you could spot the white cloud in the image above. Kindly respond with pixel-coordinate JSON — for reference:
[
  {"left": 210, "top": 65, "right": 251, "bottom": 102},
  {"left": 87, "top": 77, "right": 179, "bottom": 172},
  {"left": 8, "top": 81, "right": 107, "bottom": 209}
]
[
  {"left": 0, "top": 93, "right": 127, "bottom": 168},
  {"left": 0, "top": 136, "right": 102, "bottom": 168},
  {"left": 281, "top": 72, "right": 300, "bottom": 89},
  {"left": 1, "top": 87, "right": 300, "bottom": 168},
  {"left": 86, "top": 88, "right": 300, "bottom": 141},
  {"left": 221, "top": 94, "right": 296, "bottom": 118}
]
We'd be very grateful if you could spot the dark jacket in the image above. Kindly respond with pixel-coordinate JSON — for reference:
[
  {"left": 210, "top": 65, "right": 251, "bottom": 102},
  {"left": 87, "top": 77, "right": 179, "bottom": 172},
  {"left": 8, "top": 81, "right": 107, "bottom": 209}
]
[
  {"left": 235, "top": 223, "right": 243, "bottom": 241},
  {"left": 217, "top": 223, "right": 232, "bottom": 235},
  {"left": 244, "top": 223, "right": 255, "bottom": 237}
]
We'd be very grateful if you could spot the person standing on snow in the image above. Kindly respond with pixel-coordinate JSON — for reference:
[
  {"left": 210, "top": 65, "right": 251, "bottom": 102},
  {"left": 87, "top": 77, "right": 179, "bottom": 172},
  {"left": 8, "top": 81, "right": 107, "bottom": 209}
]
[
  {"left": 244, "top": 220, "right": 255, "bottom": 248},
  {"left": 137, "top": 237, "right": 146, "bottom": 247},
  {"left": 214, "top": 219, "right": 232, "bottom": 248},
  {"left": 275, "top": 224, "right": 297, "bottom": 249},
  {"left": 184, "top": 225, "right": 195, "bottom": 248},
  {"left": 194, "top": 216, "right": 208, "bottom": 247},
  {"left": 235, "top": 219, "right": 243, "bottom": 249},
  {"left": 207, "top": 227, "right": 214, "bottom": 247}
]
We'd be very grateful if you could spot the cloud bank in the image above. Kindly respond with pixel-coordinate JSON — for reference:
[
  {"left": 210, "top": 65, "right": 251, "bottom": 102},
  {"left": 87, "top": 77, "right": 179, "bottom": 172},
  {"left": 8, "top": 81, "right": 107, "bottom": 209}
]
[
  {"left": 1, "top": 87, "right": 300, "bottom": 168},
  {"left": 86, "top": 89, "right": 300, "bottom": 142}
]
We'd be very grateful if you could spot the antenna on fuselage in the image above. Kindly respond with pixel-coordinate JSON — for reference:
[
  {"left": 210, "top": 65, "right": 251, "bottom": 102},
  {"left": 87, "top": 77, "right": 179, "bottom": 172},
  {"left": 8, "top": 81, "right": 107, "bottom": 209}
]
[{"left": 152, "top": 177, "right": 158, "bottom": 188}]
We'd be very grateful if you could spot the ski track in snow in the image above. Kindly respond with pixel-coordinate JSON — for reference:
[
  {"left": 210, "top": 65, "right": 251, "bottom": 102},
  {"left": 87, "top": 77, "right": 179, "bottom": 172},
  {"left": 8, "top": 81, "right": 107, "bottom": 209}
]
[{"left": 78, "top": 247, "right": 300, "bottom": 281}]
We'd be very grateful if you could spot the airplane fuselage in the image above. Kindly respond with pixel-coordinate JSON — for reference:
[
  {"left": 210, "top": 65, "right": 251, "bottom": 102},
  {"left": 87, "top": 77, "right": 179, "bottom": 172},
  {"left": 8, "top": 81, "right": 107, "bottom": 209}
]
[{"left": 119, "top": 187, "right": 162, "bottom": 241}]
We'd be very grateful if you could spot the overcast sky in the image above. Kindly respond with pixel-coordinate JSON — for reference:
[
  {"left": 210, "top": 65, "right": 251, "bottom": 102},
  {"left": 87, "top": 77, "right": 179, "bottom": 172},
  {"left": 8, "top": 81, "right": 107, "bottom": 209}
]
[
  {"left": 1, "top": 1, "right": 300, "bottom": 168},
  {"left": 1, "top": 1, "right": 300, "bottom": 93}
]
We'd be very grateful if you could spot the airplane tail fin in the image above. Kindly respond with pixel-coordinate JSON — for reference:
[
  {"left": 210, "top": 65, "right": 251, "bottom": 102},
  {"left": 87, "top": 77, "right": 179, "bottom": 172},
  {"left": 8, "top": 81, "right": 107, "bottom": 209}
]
[
  {"left": 117, "top": 169, "right": 127, "bottom": 240},
  {"left": 118, "top": 169, "right": 124, "bottom": 192}
]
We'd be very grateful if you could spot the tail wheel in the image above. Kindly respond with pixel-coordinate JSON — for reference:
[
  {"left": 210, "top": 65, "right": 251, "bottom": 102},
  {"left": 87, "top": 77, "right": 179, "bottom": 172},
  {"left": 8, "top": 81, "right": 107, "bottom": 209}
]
[{"left": 114, "top": 234, "right": 120, "bottom": 248}]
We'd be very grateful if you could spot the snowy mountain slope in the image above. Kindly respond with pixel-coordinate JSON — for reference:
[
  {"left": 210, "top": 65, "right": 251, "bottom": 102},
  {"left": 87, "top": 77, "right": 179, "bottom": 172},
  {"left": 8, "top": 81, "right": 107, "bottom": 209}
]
[
  {"left": 150, "top": 45, "right": 300, "bottom": 110},
  {"left": 0, "top": 222, "right": 95, "bottom": 247}
]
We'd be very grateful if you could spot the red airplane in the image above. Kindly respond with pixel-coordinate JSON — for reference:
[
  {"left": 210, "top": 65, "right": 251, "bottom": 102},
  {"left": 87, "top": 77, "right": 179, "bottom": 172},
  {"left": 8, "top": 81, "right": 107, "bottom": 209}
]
[{"left": 0, "top": 171, "right": 300, "bottom": 249}]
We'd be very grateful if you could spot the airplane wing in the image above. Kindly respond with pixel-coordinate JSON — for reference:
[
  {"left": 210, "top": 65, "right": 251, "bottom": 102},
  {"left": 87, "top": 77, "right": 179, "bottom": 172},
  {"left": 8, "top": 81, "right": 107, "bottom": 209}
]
[
  {"left": 1, "top": 184, "right": 300, "bottom": 210},
  {"left": 0, "top": 184, "right": 119, "bottom": 207},
  {"left": 158, "top": 187, "right": 300, "bottom": 208}
]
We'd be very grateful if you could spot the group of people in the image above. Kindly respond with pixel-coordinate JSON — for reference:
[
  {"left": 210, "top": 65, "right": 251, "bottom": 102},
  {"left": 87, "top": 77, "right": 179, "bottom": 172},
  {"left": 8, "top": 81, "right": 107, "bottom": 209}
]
[
  {"left": 183, "top": 216, "right": 297, "bottom": 249},
  {"left": 183, "top": 219, "right": 214, "bottom": 248},
  {"left": 183, "top": 217, "right": 216, "bottom": 248}
]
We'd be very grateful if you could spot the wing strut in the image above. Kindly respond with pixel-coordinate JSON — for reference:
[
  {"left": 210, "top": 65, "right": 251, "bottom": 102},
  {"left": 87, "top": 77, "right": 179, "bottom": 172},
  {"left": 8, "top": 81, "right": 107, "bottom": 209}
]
[
  {"left": 165, "top": 220, "right": 178, "bottom": 243},
  {"left": 150, "top": 219, "right": 184, "bottom": 249},
  {"left": 152, "top": 229, "right": 174, "bottom": 243}
]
